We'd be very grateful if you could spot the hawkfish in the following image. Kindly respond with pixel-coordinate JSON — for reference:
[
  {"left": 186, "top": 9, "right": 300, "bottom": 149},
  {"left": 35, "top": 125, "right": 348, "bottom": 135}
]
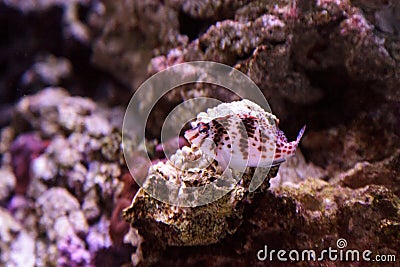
[{"left": 184, "top": 111, "right": 305, "bottom": 172}]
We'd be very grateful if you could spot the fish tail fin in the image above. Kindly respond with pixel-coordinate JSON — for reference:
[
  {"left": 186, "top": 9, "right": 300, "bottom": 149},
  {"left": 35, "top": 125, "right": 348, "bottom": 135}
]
[
  {"left": 274, "top": 125, "right": 306, "bottom": 162},
  {"left": 286, "top": 125, "right": 306, "bottom": 155}
]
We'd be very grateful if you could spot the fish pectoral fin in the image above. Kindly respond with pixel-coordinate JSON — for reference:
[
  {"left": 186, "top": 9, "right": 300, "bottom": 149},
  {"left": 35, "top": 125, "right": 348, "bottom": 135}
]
[{"left": 272, "top": 158, "right": 286, "bottom": 166}]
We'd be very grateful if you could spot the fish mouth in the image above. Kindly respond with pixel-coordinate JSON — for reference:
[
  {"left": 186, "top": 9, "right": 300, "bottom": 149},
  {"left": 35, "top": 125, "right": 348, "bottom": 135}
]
[{"left": 184, "top": 128, "right": 199, "bottom": 143}]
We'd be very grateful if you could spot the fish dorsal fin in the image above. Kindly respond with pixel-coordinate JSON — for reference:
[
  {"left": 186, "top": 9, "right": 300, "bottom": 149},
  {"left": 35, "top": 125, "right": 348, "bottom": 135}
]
[{"left": 296, "top": 125, "right": 306, "bottom": 143}]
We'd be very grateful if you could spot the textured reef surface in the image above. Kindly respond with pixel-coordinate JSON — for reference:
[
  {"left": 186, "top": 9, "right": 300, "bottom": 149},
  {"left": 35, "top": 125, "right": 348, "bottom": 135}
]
[{"left": 0, "top": 0, "right": 399, "bottom": 266}]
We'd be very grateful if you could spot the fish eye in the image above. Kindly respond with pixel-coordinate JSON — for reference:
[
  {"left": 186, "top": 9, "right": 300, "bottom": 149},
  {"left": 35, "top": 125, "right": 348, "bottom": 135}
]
[
  {"left": 199, "top": 127, "right": 208, "bottom": 134},
  {"left": 197, "top": 122, "right": 209, "bottom": 134}
]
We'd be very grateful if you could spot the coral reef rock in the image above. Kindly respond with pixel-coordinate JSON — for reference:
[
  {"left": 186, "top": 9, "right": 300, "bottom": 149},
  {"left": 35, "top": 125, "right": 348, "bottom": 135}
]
[
  {"left": 0, "top": 168, "right": 16, "bottom": 202},
  {"left": 124, "top": 142, "right": 280, "bottom": 264},
  {"left": 0, "top": 88, "right": 138, "bottom": 266},
  {"left": 0, "top": 207, "right": 35, "bottom": 267},
  {"left": 157, "top": 181, "right": 400, "bottom": 266}
]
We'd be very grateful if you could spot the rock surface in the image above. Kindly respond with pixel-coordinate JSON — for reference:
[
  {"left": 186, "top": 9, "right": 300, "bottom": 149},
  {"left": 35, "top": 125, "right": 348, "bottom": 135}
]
[
  {"left": 0, "top": 88, "right": 139, "bottom": 266},
  {"left": 0, "top": 207, "right": 35, "bottom": 267},
  {"left": 159, "top": 181, "right": 400, "bottom": 266}
]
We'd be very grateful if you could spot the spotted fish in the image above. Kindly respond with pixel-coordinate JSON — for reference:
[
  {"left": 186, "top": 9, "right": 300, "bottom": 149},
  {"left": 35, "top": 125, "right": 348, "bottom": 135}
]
[{"left": 184, "top": 113, "right": 305, "bottom": 171}]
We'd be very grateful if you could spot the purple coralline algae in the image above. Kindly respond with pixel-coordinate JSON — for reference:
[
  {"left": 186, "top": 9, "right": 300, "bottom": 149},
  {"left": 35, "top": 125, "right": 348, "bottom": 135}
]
[{"left": 0, "top": 88, "right": 141, "bottom": 266}]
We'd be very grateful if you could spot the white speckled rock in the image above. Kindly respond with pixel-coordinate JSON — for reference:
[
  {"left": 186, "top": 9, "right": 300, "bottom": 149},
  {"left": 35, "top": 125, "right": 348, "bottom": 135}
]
[
  {"left": 84, "top": 114, "right": 112, "bottom": 137},
  {"left": 0, "top": 207, "right": 35, "bottom": 267},
  {"left": 86, "top": 215, "right": 112, "bottom": 253},
  {"left": 0, "top": 168, "right": 16, "bottom": 202},
  {"left": 35, "top": 187, "right": 88, "bottom": 241},
  {"left": 82, "top": 188, "right": 101, "bottom": 222},
  {"left": 31, "top": 155, "right": 57, "bottom": 182}
]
